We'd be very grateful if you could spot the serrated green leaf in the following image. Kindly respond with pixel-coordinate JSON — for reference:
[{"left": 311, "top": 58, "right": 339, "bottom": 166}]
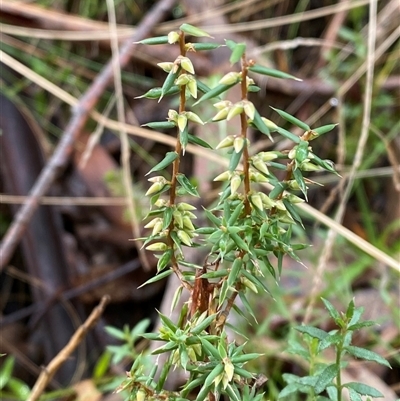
[
  {"left": 347, "top": 320, "right": 376, "bottom": 331},
  {"left": 230, "top": 43, "right": 246, "bottom": 64},
  {"left": 137, "top": 36, "right": 169, "bottom": 45},
  {"left": 193, "top": 83, "right": 236, "bottom": 106},
  {"left": 143, "top": 121, "right": 176, "bottom": 130},
  {"left": 344, "top": 382, "right": 384, "bottom": 398},
  {"left": 137, "top": 269, "right": 172, "bottom": 288},
  {"left": 176, "top": 174, "right": 200, "bottom": 197},
  {"left": 348, "top": 388, "right": 363, "bottom": 401},
  {"left": 321, "top": 297, "right": 342, "bottom": 324},
  {"left": 314, "top": 364, "right": 338, "bottom": 394},
  {"left": 295, "top": 325, "right": 329, "bottom": 340},
  {"left": 146, "top": 151, "right": 178, "bottom": 176},
  {"left": 248, "top": 64, "right": 301, "bottom": 81},
  {"left": 180, "top": 23, "right": 213, "bottom": 38},
  {"left": 346, "top": 298, "right": 355, "bottom": 319},
  {"left": 345, "top": 346, "right": 391, "bottom": 368},
  {"left": 271, "top": 107, "right": 310, "bottom": 130}
]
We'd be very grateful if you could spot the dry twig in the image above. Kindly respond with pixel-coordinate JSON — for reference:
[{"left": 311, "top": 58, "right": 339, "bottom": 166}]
[{"left": 27, "top": 295, "right": 111, "bottom": 401}]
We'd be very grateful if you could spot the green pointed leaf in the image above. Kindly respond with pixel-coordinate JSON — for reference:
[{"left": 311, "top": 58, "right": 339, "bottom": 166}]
[
  {"left": 228, "top": 201, "right": 244, "bottom": 226},
  {"left": 203, "top": 208, "right": 222, "bottom": 227},
  {"left": 137, "top": 269, "right": 172, "bottom": 288},
  {"left": 276, "top": 126, "right": 301, "bottom": 143},
  {"left": 314, "top": 364, "right": 338, "bottom": 394},
  {"left": 312, "top": 124, "right": 338, "bottom": 136},
  {"left": 180, "top": 23, "right": 213, "bottom": 38},
  {"left": 225, "top": 39, "right": 237, "bottom": 50},
  {"left": 345, "top": 346, "right": 391, "bottom": 368},
  {"left": 176, "top": 174, "right": 200, "bottom": 197},
  {"left": 295, "top": 325, "right": 329, "bottom": 340},
  {"left": 104, "top": 326, "right": 125, "bottom": 341},
  {"left": 248, "top": 84, "right": 261, "bottom": 93},
  {"left": 157, "top": 250, "right": 173, "bottom": 271},
  {"left": 293, "top": 168, "right": 308, "bottom": 199},
  {"left": 196, "top": 79, "right": 213, "bottom": 95},
  {"left": 348, "top": 388, "right": 363, "bottom": 401},
  {"left": 135, "top": 86, "right": 180, "bottom": 99},
  {"left": 228, "top": 257, "right": 243, "bottom": 287},
  {"left": 199, "top": 338, "right": 221, "bottom": 360},
  {"left": 229, "top": 148, "right": 243, "bottom": 171},
  {"left": 269, "top": 182, "right": 287, "bottom": 199},
  {"left": 241, "top": 269, "right": 270, "bottom": 295},
  {"left": 161, "top": 68, "right": 180, "bottom": 100},
  {"left": 347, "top": 320, "right": 376, "bottom": 331},
  {"left": 193, "top": 83, "right": 237, "bottom": 106},
  {"left": 321, "top": 297, "right": 342, "bottom": 324},
  {"left": 271, "top": 107, "right": 310, "bottom": 130},
  {"left": 201, "top": 269, "right": 229, "bottom": 279},
  {"left": 346, "top": 298, "right": 355, "bottom": 319},
  {"left": 143, "top": 121, "right": 176, "bottom": 130},
  {"left": 187, "top": 133, "right": 213, "bottom": 148},
  {"left": 238, "top": 292, "right": 258, "bottom": 323},
  {"left": 180, "top": 124, "right": 189, "bottom": 151},
  {"left": 252, "top": 109, "right": 273, "bottom": 141},
  {"left": 136, "top": 36, "right": 169, "bottom": 45},
  {"left": 146, "top": 151, "right": 178, "bottom": 176},
  {"left": 230, "top": 43, "right": 246, "bottom": 65},
  {"left": 344, "top": 382, "right": 384, "bottom": 398},
  {"left": 248, "top": 64, "right": 301, "bottom": 81},
  {"left": 190, "top": 43, "right": 221, "bottom": 51},
  {"left": 282, "top": 199, "right": 304, "bottom": 228}
]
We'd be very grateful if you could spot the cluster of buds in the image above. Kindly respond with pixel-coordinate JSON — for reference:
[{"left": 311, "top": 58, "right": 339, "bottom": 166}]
[{"left": 212, "top": 99, "right": 255, "bottom": 122}]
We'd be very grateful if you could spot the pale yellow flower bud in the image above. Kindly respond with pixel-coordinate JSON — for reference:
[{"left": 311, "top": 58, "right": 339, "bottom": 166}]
[
  {"left": 219, "top": 72, "right": 241, "bottom": 85},
  {"left": 168, "top": 31, "right": 180, "bottom": 44}
]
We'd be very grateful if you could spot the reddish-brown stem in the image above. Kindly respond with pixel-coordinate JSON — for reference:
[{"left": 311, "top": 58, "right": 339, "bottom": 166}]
[{"left": 240, "top": 55, "right": 251, "bottom": 215}]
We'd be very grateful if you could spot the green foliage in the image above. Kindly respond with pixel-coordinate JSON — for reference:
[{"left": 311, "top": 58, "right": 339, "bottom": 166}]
[
  {"left": 114, "top": 23, "right": 390, "bottom": 401},
  {"left": 0, "top": 356, "right": 31, "bottom": 401},
  {"left": 278, "top": 299, "right": 390, "bottom": 401}
]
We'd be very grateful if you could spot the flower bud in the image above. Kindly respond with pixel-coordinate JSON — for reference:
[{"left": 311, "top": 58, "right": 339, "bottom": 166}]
[
  {"left": 151, "top": 220, "right": 164, "bottom": 236},
  {"left": 146, "top": 242, "right": 168, "bottom": 251},
  {"left": 214, "top": 100, "right": 232, "bottom": 110},
  {"left": 145, "top": 181, "right": 164, "bottom": 196},
  {"left": 212, "top": 107, "right": 230, "bottom": 122},
  {"left": 261, "top": 117, "right": 278, "bottom": 131},
  {"left": 243, "top": 100, "right": 255, "bottom": 120},
  {"left": 177, "top": 230, "right": 192, "bottom": 246},
  {"left": 173, "top": 210, "right": 183, "bottom": 228},
  {"left": 250, "top": 193, "right": 263, "bottom": 211},
  {"left": 288, "top": 147, "right": 297, "bottom": 160},
  {"left": 180, "top": 56, "right": 195, "bottom": 74},
  {"left": 177, "top": 113, "right": 188, "bottom": 132},
  {"left": 157, "top": 62, "right": 174, "bottom": 72},
  {"left": 184, "top": 211, "right": 197, "bottom": 219},
  {"left": 287, "top": 180, "right": 301, "bottom": 190},
  {"left": 275, "top": 200, "right": 287, "bottom": 211},
  {"left": 230, "top": 174, "right": 242, "bottom": 195},
  {"left": 219, "top": 72, "right": 241, "bottom": 85},
  {"left": 177, "top": 202, "right": 197, "bottom": 211},
  {"left": 187, "top": 79, "right": 198, "bottom": 98},
  {"left": 144, "top": 218, "right": 160, "bottom": 229},
  {"left": 136, "top": 389, "right": 146, "bottom": 401},
  {"left": 250, "top": 170, "right": 269, "bottom": 183},
  {"left": 168, "top": 31, "right": 180, "bottom": 44},
  {"left": 251, "top": 156, "right": 269, "bottom": 175},
  {"left": 186, "top": 111, "right": 204, "bottom": 125},
  {"left": 284, "top": 194, "right": 305, "bottom": 204},
  {"left": 260, "top": 192, "right": 276, "bottom": 209},
  {"left": 227, "top": 102, "right": 244, "bottom": 121},
  {"left": 147, "top": 175, "right": 167, "bottom": 183},
  {"left": 258, "top": 151, "right": 280, "bottom": 162},
  {"left": 216, "top": 136, "right": 235, "bottom": 150},
  {"left": 168, "top": 109, "right": 179, "bottom": 122},
  {"left": 183, "top": 215, "right": 195, "bottom": 231},
  {"left": 246, "top": 76, "right": 255, "bottom": 87},
  {"left": 214, "top": 170, "right": 231, "bottom": 182},
  {"left": 233, "top": 136, "right": 245, "bottom": 153},
  {"left": 300, "top": 162, "right": 322, "bottom": 172},
  {"left": 154, "top": 198, "right": 168, "bottom": 207},
  {"left": 175, "top": 74, "right": 191, "bottom": 86},
  {"left": 241, "top": 277, "right": 258, "bottom": 293}
]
